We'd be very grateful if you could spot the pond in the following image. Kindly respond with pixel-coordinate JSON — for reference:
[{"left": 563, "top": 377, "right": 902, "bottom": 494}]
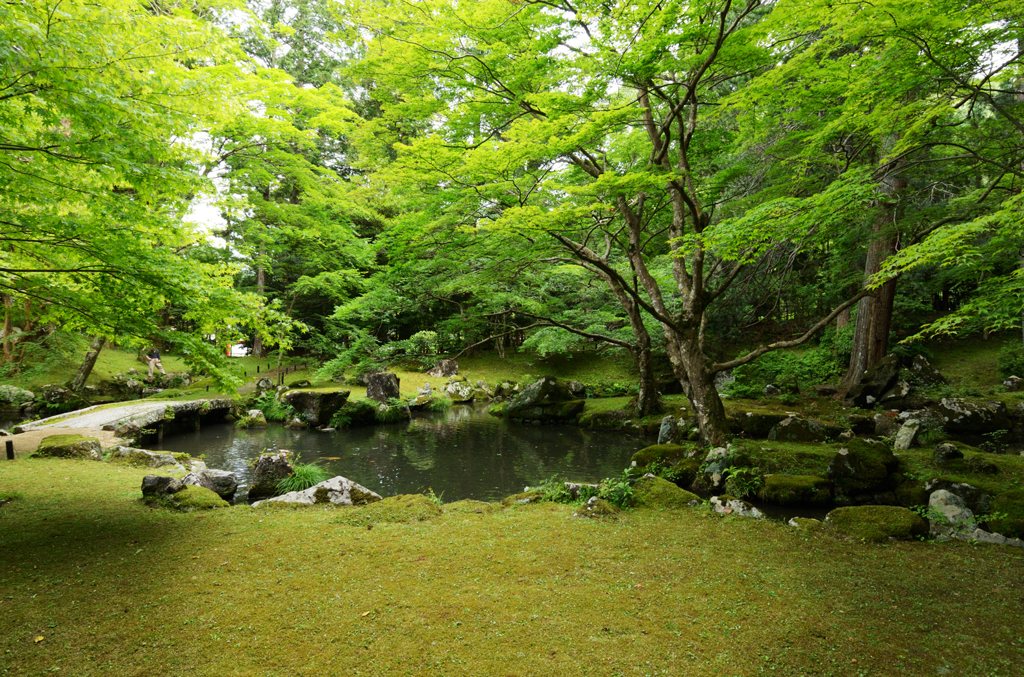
[{"left": 149, "top": 403, "right": 646, "bottom": 502}]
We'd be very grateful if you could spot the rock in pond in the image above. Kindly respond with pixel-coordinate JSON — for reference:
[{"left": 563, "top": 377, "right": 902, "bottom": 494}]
[
  {"left": 633, "top": 475, "right": 699, "bottom": 509},
  {"left": 0, "top": 385, "right": 34, "bottom": 408},
  {"left": 825, "top": 505, "right": 927, "bottom": 542},
  {"left": 281, "top": 389, "right": 349, "bottom": 427},
  {"left": 33, "top": 434, "right": 102, "bottom": 460},
  {"left": 247, "top": 452, "right": 294, "bottom": 501},
  {"left": 759, "top": 475, "right": 832, "bottom": 507},
  {"left": 106, "top": 446, "right": 184, "bottom": 470},
  {"left": 572, "top": 496, "right": 620, "bottom": 519},
  {"left": 442, "top": 379, "right": 475, "bottom": 403},
  {"left": 252, "top": 476, "right": 382, "bottom": 507},
  {"left": 366, "top": 372, "right": 401, "bottom": 404},
  {"left": 504, "top": 376, "right": 584, "bottom": 422}
]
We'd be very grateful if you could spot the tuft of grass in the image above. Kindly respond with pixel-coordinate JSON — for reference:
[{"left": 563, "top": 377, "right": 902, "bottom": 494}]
[
  {"left": 425, "top": 396, "right": 452, "bottom": 412},
  {"left": 276, "top": 462, "right": 330, "bottom": 494}
]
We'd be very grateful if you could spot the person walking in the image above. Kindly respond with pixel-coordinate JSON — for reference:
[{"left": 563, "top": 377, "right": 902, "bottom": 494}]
[{"left": 147, "top": 346, "right": 166, "bottom": 378}]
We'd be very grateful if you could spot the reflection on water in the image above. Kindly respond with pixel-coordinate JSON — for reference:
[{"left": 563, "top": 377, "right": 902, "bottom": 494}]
[{"left": 150, "top": 403, "right": 645, "bottom": 502}]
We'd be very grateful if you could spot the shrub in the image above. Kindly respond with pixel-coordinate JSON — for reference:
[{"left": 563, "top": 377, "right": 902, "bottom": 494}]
[
  {"left": 276, "top": 463, "right": 330, "bottom": 494},
  {"left": 252, "top": 392, "right": 295, "bottom": 422},
  {"left": 998, "top": 345, "right": 1024, "bottom": 379}
]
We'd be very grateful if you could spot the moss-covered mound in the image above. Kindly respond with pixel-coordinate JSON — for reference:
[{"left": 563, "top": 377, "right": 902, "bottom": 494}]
[
  {"left": 145, "top": 485, "right": 229, "bottom": 512},
  {"left": 572, "top": 497, "right": 620, "bottom": 519},
  {"left": 826, "top": 439, "right": 899, "bottom": 497},
  {"left": 759, "top": 475, "right": 832, "bottom": 507},
  {"left": 894, "top": 481, "right": 929, "bottom": 508},
  {"left": 501, "top": 491, "right": 543, "bottom": 507},
  {"left": 630, "top": 443, "right": 697, "bottom": 468},
  {"left": 988, "top": 491, "right": 1024, "bottom": 539},
  {"left": 333, "top": 494, "right": 441, "bottom": 527},
  {"left": 789, "top": 517, "right": 825, "bottom": 531},
  {"left": 633, "top": 475, "right": 699, "bottom": 509},
  {"left": 442, "top": 499, "right": 499, "bottom": 514},
  {"left": 826, "top": 505, "right": 927, "bottom": 542},
  {"left": 33, "top": 434, "right": 102, "bottom": 460}
]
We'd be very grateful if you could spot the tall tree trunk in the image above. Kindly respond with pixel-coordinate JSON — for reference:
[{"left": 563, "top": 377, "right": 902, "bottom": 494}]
[
  {"left": 252, "top": 258, "right": 267, "bottom": 359},
  {"left": 663, "top": 328, "right": 729, "bottom": 447},
  {"left": 842, "top": 139, "right": 905, "bottom": 389},
  {"left": 68, "top": 336, "right": 106, "bottom": 391}
]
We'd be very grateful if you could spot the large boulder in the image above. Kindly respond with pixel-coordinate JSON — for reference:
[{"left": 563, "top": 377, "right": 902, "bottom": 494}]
[
  {"left": 826, "top": 505, "right": 928, "bottom": 541},
  {"left": 254, "top": 476, "right": 382, "bottom": 507},
  {"left": 709, "top": 495, "right": 763, "bottom": 519},
  {"left": 33, "top": 434, "right": 102, "bottom": 460},
  {"left": 426, "top": 359, "right": 459, "bottom": 378},
  {"left": 366, "top": 373, "right": 401, "bottom": 404},
  {"left": 873, "top": 413, "right": 901, "bottom": 439},
  {"left": 936, "top": 398, "right": 1012, "bottom": 435},
  {"left": 281, "top": 389, "right": 349, "bottom": 427},
  {"left": 826, "top": 439, "right": 899, "bottom": 501},
  {"left": 759, "top": 475, "right": 832, "bottom": 507},
  {"left": 106, "top": 446, "right": 184, "bottom": 470},
  {"left": 504, "top": 377, "right": 585, "bottom": 422},
  {"left": 633, "top": 475, "right": 700, "bottom": 509},
  {"left": 729, "top": 411, "right": 788, "bottom": 439},
  {"left": 845, "top": 355, "right": 901, "bottom": 407},
  {"left": 442, "top": 379, "right": 475, "bottom": 403},
  {"left": 893, "top": 419, "right": 921, "bottom": 450},
  {"left": 247, "top": 452, "right": 294, "bottom": 501},
  {"left": 182, "top": 469, "right": 239, "bottom": 503},
  {"left": 768, "top": 416, "right": 827, "bottom": 443},
  {"left": 141, "top": 475, "right": 184, "bottom": 497},
  {"left": 907, "top": 355, "right": 946, "bottom": 385},
  {"left": 0, "top": 385, "right": 33, "bottom": 408},
  {"left": 923, "top": 480, "right": 993, "bottom": 516},
  {"left": 928, "top": 489, "right": 977, "bottom": 537}
]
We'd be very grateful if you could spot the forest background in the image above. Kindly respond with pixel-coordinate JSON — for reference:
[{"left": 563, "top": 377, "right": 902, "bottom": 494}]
[{"left": 2, "top": 0, "right": 1023, "bottom": 445}]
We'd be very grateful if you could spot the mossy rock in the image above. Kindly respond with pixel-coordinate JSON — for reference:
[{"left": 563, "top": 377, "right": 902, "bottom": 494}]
[
  {"left": 826, "top": 505, "right": 928, "bottom": 542},
  {"left": 630, "top": 443, "right": 697, "bottom": 469},
  {"left": 146, "top": 485, "right": 229, "bottom": 512},
  {"left": 633, "top": 475, "right": 699, "bottom": 510},
  {"left": 578, "top": 409, "right": 631, "bottom": 429},
  {"left": 443, "top": 499, "right": 499, "bottom": 515},
  {"left": 826, "top": 439, "right": 898, "bottom": 496},
  {"left": 988, "top": 493, "right": 1024, "bottom": 539},
  {"left": 330, "top": 399, "right": 378, "bottom": 428},
  {"left": 333, "top": 494, "right": 441, "bottom": 527},
  {"left": 33, "top": 434, "right": 102, "bottom": 460},
  {"left": 759, "top": 475, "right": 832, "bottom": 507},
  {"left": 894, "top": 481, "right": 930, "bottom": 508},
  {"left": 501, "top": 491, "right": 543, "bottom": 507},
  {"left": 487, "top": 402, "right": 508, "bottom": 417},
  {"left": 572, "top": 497, "right": 620, "bottom": 519}
]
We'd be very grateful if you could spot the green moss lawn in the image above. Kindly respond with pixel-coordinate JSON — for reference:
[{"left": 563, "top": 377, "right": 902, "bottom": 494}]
[{"left": 1, "top": 458, "right": 1023, "bottom": 676}]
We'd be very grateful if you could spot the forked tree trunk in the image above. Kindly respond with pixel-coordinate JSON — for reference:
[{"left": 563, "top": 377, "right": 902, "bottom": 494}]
[{"left": 68, "top": 336, "right": 106, "bottom": 392}]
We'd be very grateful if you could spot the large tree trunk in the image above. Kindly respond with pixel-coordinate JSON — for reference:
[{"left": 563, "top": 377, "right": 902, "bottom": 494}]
[
  {"left": 842, "top": 140, "right": 905, "bottom": 389},
  {"left": 68, "top": 336, "right": 106, "bottom": 391},
  {"left": 663, "top": 328, "right": 729, "bottom": 447}
]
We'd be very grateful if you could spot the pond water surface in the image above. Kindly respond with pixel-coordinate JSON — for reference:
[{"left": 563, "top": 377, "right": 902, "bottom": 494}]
[{"left": 149, "top": 404, "right": 646, "bottom": 502}]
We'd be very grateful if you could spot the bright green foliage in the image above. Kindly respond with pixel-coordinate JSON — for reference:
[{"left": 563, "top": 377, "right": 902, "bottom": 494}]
[
  {"left": 0, "top": 0, "right": 262, "bottom": 383},
  {"left": 276, "top": 463, "right": 331, "bottom": 494}
]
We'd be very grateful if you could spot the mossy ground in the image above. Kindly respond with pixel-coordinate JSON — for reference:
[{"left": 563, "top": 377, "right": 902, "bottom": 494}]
[{"left": 2, "top": 458, "right": 1023, "bottom": 676}]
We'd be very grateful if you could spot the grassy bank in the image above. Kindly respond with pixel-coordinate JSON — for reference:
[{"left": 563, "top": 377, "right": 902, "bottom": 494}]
[{"left": 1, "top": 458, "right": 1022, "bottom": 676}]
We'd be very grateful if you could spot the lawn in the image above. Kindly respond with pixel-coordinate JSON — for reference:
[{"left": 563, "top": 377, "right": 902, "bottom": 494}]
[{"left": 0, "top": 458, "right": 1022, "bottom": 676}]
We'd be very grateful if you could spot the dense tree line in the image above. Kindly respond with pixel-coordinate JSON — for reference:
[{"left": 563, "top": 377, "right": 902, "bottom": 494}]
[{"left": 2, "top": 0, "right": 1021, "bottom": 442}]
